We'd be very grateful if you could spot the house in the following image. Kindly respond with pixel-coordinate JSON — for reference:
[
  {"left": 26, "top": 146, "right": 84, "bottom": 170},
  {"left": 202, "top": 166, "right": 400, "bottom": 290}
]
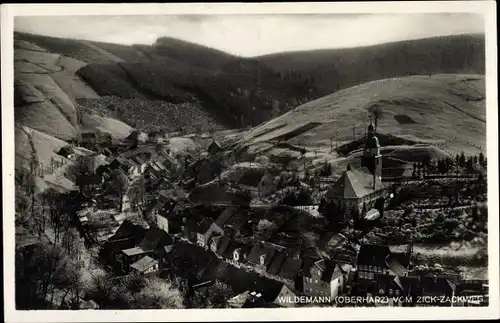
[
  {"left": 355, "top": 244, "right": 392, "bottom": 283},
  {"left": 155, "top": 196, "right": 193, "bottom": 234},
  {"left": 79, "top": 132, "right": 98, "bottom": 145},
  {"left": 125, "top": 130, "right": 148, "bottom": 144},
  {"left": 209, "top": 235, "right": 232, "bottom": 258},
  {"left": 100, "top": 220, "right": 148, "bottom": 267},
  {"left": 118, "top": 227, "right": 174, "bottom": 273},
  {"left": 56, "top": 146, "right": 74, "bottom": 159},
  {"left": 418, "top": 275, "right": 456, "bottom": 306},
  {"left": 148, "top": 177, "right": 174, "bottom": 192},
  {"left": 128, "top": 156, "right": 148, "bottom": 178},
  {"left": 220, "top": 239, "right": 251, "bottom": 266},
  {"left": 272, "top": 284, "right": 297, "bottom": 308},
  {"left": 215, "top": 206, "right": 239, "bottom": 228},
  {"left": 300, "top": 258, "right": 346, "bottom": 298},
  {"left": 130, "top": 256, "right": 160, "bottom": 275},
  {"left": 144, "top": 160, "right": 168, "bottom": 179},
  {"left": 207, "top": 140, "right": 222, "bottom": 155},
  {"left": 76, "top": 174, "right": 102, "bottom": 195},
  {"left": 100, "top": 132, "right": 113, "bottom": 145},
  {"left": 374, "top": 274, "right": 417, "bottom": 300},
  {"left": 354, "top": 244, "right": 410, "bottom": 294},
  {"left": 158, "top": 149, "right": 178, "bottom": 168},
  {"left": 147, "top": 131, "right": 165, "bottom": 144},
  {"left": 145, "top": 199, "right": 170, "bottom": 224},
  {"left": 277, "top": 256, "right": 303, "bottom": 285},
  {"left": 109, "top": 157, "right": 133, "bottom": 175},
  {"left": 247, "top": 241, "right": 287, "bottom": 274},
  {"left": 184, "top": 213, "right": 224, "bottom": 248}
]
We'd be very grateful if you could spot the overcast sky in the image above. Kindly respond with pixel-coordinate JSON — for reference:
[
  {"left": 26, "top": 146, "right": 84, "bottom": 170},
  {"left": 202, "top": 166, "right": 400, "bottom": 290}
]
[{"left": 15, "top": 13, "right": 484, "bottom": 57}]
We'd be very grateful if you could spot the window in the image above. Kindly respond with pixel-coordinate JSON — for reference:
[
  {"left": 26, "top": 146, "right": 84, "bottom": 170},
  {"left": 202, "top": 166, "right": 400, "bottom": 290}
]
[{"left": 389, "top": 289, "right": 393, "bottom": 296}]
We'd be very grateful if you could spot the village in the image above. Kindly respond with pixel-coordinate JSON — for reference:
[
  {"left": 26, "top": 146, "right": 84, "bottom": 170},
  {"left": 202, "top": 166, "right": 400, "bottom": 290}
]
[{"left": 16, "top": 119, "right": 489, "bottom": 309}]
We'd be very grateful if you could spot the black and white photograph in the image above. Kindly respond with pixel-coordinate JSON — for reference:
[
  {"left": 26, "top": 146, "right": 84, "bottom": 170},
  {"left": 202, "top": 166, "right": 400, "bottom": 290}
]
[{"left": 2, "top": 2, "right": 498, "bottom": 322}]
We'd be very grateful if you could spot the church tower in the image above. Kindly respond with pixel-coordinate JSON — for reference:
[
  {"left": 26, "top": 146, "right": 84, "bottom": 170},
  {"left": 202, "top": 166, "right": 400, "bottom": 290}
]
[{"left": 361, "top": 121, "right": 382, "bottom": 188}]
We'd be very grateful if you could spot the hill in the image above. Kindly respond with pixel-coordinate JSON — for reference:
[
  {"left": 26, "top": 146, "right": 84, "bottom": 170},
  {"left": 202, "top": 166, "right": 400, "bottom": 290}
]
[
  {"left": 234, "top": 74, "right": 486, "bottom": 170},
  {"left": 259, "top": 34, "right": 485, "bottom": 97},
  {"left": 13, "top": 37, "right": 137, "bottom": 144},
  {"left": 14, "top": 32, "right": 484, "bottom": 130}
]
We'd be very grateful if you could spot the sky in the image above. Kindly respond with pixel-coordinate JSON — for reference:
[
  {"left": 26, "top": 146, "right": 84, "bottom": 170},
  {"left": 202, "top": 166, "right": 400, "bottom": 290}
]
[{"left": 14, "top": 13, "right": 484, "bottom": 57}]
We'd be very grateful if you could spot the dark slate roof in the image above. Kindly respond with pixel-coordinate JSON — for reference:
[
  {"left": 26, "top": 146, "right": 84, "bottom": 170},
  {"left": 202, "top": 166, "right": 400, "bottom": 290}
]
[
  {"left": 108, "top": 220, "right": 147, "bottom": 242},
  {"left": 300, "top": 256, "right": 319, "bottom": 278},
  {"left": 137, "top": 227, "right": 173, "bottom": 252},
  {"left": 208, "top": 140, "right": 222, "bottom": 149},
  {"left": 76, "top": 175, "right": 101, "bottom": 186},
  {"left": 278, "top": 257, "right": 303, "bottom": 281},
  {"left": 356, "top": 244, "right": 391, "bottom": 268},
  {"left": 400, "top": 276, "right": 420, "bottom": 293},
  {"left": 171, "top": 241, "right": 219, "bottom": 277},
  {"left": 212, "top": 236, "right": 232, "bottom": 256},
  {"left": 219, "top": 265, "right": 284, "bottom": 302},
  {"left": 247, "top": 242, "right": 280, "bottom": 267},
  {"left": 267, "top": 251, "right": 287, "bottom": 275},
  {"left": 215, "top": 206, "right": 238, "bottom": 227},
  {"left": 326, "top": 167, "right": 384, "bottom": 199},
  {"left": 320, "top": 260, "right": 338, "bottom": 282},
  {"left": 222, "top": 240, "right": 252, "bottom": 260},
  {"left": 420, "top": 276, "right": 456, "bottom": 295}
]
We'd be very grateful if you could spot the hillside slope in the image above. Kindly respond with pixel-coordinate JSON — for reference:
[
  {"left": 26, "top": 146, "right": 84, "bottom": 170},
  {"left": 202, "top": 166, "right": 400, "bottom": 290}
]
[
  {"left": 259, "top": 34, "right": 485, "bottom": 97},
  {"left": 238, "top": 74, "right": 486, "bottom": 163},
  {"left": 15, "top": 32, "right": 484, "bottom": 130}
]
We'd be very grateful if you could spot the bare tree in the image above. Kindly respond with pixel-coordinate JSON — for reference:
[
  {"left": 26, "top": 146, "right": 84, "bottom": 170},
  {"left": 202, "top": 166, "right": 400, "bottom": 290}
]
[
  {"left": 110, "top": 170, "right": 129, "bottom": 212},
  {"left": 41, "top": 188, "right": 72, "bottom": 244}
]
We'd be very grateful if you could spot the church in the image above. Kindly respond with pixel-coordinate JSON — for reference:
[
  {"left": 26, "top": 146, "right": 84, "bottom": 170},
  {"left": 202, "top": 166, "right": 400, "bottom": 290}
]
[{"left": 325, "top": 122, "right": 387, "bottom": 219}]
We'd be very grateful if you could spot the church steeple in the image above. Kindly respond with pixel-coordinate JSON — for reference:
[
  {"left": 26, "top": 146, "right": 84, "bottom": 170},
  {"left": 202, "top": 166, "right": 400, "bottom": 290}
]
[{"left": 361, "top": 118, "right": 383, "bottom": 187}]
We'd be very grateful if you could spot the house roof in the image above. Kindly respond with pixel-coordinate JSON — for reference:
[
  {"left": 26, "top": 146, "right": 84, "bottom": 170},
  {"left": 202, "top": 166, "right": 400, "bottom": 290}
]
[
  {"left": 186, "top": 213, "right": 217, "bottom": 234},
  {"left": 76, "top": 175, "right": 101, "bottom": 186},
  {"left": 356, "top": 244, "right": 391, "bottom": 268},
  {"left": 122, "top": 246, "right": 146, "bottom": 257},
  {"left": 209, "top": 140, "right": 222, "bottom": 149},
  {"left": 211, "top": 236, "right": 232, "bottom": 256},
  {"left": 222, "top": 240, "right": 251, "bottom": 260},
  {"left": 215, "top": 206, "right": 238, "bottom": 227},
  {"left": 218, "top": 263, "right": 285, "bottom": 302},
  {"left": 267, "top": 251, "right": 287, "bottom": 275},
  {"left": 130, "top": 256, "right": 158, "bottom": 273},
  {"left": 108, "top": 220, "right": 147, "bottom": 242},
  {"left": 326, "top": 167, "right": 384, "bottom": 199},
  {"left": 386, "top": 255, "right": 408, "bottom": 277},
  {"left": 278, "top": 257, "right": 302, "bottom": 281},
  {"left": 247, "top": 242, "right": 284, "bottom": 267},
  {"left": 420, "top": 276, "right": 456, "bottom": 295},
  {"left": 137, "top": 227, "right": 173, "bottom": 252}
]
